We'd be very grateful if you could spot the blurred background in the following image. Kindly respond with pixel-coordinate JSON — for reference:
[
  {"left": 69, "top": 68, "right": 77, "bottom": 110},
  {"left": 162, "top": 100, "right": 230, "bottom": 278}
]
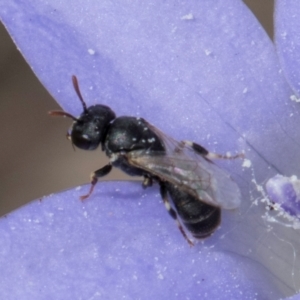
[{"left": 0, "top": 0, "right": 273, "bottom": 216}]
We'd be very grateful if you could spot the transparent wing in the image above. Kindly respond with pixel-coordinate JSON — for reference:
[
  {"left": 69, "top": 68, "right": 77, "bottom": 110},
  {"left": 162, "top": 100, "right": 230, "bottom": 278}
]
[{"left": 126, "top": 124, "right": 241, "bottom": 210}]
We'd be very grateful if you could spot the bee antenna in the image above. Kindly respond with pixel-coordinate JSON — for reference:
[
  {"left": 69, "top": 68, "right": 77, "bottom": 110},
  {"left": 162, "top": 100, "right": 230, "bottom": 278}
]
[
  {"left": 48, "top": 110, "right": 78, "bottom": 121},
  {"left": 72, "top": 75, "right": 88, "bottom": 112}
]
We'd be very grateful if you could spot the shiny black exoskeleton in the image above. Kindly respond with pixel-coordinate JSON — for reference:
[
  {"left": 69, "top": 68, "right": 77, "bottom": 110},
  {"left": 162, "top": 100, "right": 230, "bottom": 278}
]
[
  {"left": 49, "top": 76, "right": 238, "bottom": 246},
  {"left": 105, "top": 116, "right": 165, "bottom": 177}
]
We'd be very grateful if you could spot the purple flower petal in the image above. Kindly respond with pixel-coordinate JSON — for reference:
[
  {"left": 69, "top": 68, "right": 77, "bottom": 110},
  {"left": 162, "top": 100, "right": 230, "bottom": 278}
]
[
  {"left": 0, "top": 183, "right": 283, "bottom": 299},
  {"left": 1, "top": 0, "right": 300, "bottom": 298},
  {"left": 268, "top": 0, "right": 300, "bottom": 227},
  {"left": 275, "top": 0, "right": 300, "bottom": 95},
  {"left": 288, "top": 294, "right": 300, "bottom": 300}
]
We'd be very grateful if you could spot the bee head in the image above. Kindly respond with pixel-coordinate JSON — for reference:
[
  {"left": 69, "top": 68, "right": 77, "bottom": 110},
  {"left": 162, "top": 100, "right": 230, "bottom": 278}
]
[{"left": 49, "top": 76, "right": 116, "bottom": 150}]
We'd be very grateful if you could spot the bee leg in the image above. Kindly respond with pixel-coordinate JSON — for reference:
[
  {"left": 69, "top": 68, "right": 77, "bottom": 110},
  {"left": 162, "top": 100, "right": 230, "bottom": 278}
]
[
  {"left": 80, "top": 164, "right": 113, "bottom": 201},
  {"left": 142, "top": 175, "right": 153, "bottom": 189},
  {"left": 179, "top": 140, "right": 244, "bottom": 160},
  {"left": 175, "top": 140, "right": 209, "bottom": 156},
  {"left": 159, "top": 182, "right": 194, "bottom": 246}
]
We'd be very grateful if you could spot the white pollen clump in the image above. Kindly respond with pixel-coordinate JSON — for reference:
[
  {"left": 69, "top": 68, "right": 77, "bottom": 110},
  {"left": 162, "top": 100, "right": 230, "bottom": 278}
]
[
  {"left": 181, "top": 13, "right": 194, "bottom": 20},
  {"left": 242, "top": 159, "right": 252, "bottom": 168},
  {"left": 291, "top": 175, "right": 300, "bottom": 197},
  {"left": 290, "top": 94, "right": 300, "bottom": 102},
  {"left": 204, "top": 49, "right": 212, "bottom": 56},
  {"left": 290, "top": 175, "right": 298, "bottom": 181},
  {"left": 88, "top": 48, "right": 96, "bottom": 55}
]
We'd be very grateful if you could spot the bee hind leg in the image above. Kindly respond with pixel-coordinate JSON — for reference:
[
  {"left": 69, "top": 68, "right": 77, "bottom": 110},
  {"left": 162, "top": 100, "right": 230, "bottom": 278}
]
[
  {"left": 142, "top": 175, "right": 153, "bottom": 189},
  {"left": 159, "top": 182, "right": 194, "bottom": 247},
  {"left": 179, "top": 140, "right": 244, "bottom": 160}
]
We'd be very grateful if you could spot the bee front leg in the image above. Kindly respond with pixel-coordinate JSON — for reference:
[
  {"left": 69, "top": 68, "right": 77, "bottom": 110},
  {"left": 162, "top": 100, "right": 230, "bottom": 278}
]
[
  {"left": 159, "top": 182, "right": 194, "bottom": 247},
  {"left": 80, "top": 164, "right": 113, "bottom": 201}
]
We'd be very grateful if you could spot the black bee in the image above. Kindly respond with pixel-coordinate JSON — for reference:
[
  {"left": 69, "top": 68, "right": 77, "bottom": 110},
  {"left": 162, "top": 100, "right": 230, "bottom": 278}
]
[{"left": 49, "top": 76, "right": 242, "bottom": 246}]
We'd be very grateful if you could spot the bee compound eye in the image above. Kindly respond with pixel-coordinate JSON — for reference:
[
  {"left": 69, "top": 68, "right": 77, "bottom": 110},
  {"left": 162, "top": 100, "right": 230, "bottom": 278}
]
[{"left": 71, "top": 129, "right": 98, "bottom": 150}]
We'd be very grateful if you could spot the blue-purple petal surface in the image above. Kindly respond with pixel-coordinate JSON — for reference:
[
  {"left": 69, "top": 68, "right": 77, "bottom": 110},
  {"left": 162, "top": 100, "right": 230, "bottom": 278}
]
[
  {"left": 0, "top": 183, "right": 282, "bottom": 299},
  {"left": 275, "top": 1, "right": 300, "bottom": 96},
  {"left": 1, "top": 0, "right": 300, "bottom": 298}
]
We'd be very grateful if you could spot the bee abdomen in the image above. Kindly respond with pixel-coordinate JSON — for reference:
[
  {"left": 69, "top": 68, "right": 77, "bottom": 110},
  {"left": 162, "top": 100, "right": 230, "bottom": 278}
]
[
  {"left": 183, "top": 208, "right": 221, "bottom": 239},
  {"left": 165, "top": 183, "right": 221, "bottom": 239}
]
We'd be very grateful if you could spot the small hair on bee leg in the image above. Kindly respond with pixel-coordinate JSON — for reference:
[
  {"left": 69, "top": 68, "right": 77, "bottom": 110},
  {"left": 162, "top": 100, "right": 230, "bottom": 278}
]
[
  {"left": 80, "top": 164, "right": 113, "bottom": 201},
  {"left": 159, "top": 182, "right": 194, "bottom": 247}
]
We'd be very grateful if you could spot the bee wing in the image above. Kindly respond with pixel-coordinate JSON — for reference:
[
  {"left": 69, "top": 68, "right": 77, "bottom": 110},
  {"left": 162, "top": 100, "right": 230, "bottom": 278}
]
[{"left": 127, "top": 123, "right": 241, "bottom": 210}]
